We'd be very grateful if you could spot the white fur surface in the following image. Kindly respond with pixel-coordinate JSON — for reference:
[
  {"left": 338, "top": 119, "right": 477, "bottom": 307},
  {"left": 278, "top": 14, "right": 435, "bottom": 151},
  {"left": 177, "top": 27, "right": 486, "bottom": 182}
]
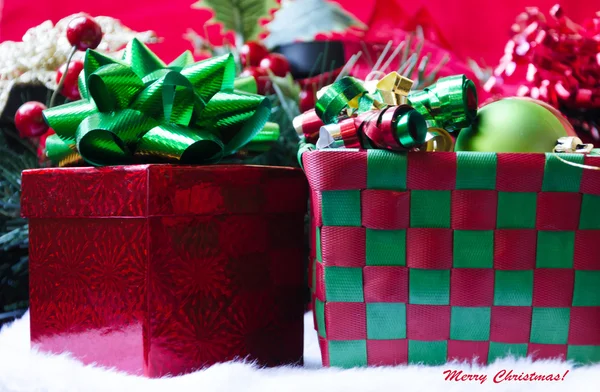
[{"left": 0, "top": 312, "right": 598, "bottom": 392}]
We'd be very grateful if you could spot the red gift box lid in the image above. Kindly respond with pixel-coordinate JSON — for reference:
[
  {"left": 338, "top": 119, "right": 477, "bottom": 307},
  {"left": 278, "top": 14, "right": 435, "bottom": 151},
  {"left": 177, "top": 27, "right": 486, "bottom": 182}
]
[{"left": 21, "top": 164, "right": 307, "bottom": 218}]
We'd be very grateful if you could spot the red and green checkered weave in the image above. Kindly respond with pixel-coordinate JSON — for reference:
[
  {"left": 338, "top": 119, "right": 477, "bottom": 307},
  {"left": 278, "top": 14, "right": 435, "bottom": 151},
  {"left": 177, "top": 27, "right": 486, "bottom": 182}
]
[{"left": 303, "top": 149, "right": 600, "bottom": 368}]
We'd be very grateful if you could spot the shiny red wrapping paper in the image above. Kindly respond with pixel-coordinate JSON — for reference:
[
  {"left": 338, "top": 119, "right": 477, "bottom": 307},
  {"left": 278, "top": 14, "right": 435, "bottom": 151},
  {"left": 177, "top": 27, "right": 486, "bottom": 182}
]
[{"left": 21, "top": 164, "right": 308, "bottom": 377}]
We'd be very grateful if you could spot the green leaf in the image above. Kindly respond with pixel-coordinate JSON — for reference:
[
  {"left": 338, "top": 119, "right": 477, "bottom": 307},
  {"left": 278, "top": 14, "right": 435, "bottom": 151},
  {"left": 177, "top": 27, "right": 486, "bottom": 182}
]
[
  {"left": 264, "top": 0, "right": 366, "bottom": 49},
  {"left": 192, "top": 0, "right": 279, "bottom": 45}
]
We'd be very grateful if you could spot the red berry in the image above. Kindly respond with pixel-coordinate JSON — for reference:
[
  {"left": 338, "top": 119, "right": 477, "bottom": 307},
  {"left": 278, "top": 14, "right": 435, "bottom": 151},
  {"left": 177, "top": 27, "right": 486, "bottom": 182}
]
[
  {"left": 37, "top": 128, "right": 55, "bottom": 161},
  {"left": 15, "top": 101, "right": 49, "bottom": 138},
  {"left": 259, "top": 53, "right": 290, "bottom": 77},
  {"left": 239, "top": 41, "right": 269, "bottom": 67},
  {"left": 66, "top": 15, "right": 103, "bottom": 51},
  {"left": 240, "top": 67, "right": 270, "bottom": 95},
  {"left": 299, "top": 87, "right": 317, "bottom": 113},
  {"left": 56, "top": 60, "right": 84, "bottom": 100}
]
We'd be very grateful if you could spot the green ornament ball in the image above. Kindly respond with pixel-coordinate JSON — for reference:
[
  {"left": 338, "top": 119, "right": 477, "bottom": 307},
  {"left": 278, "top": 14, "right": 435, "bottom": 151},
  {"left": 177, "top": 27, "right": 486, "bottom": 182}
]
[{"left": 455, "top": 98, "right": 568, "bottom": 153}]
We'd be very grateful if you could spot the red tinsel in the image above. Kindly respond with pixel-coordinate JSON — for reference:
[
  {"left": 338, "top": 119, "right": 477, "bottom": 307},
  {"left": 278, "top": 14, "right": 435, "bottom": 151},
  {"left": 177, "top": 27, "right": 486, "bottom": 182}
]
[{"left": 485, "top": 5, "right": 600, "bottom": 141}]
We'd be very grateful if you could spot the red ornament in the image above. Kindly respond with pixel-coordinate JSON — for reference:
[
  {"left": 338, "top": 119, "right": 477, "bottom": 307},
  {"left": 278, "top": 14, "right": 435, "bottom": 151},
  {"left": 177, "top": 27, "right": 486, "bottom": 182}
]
[
  {"left": 66, "top": 15, "right": 103, "bottom": 51},
  {"left": 15, "top": 101, "right": 49, "bottom": 138},
  {"left": 259, "top": 53, "right": 290, "bottom": 77},
  {"left": 56, "top": 60, "right": 84, "bottom": 100},
  {"left": 299, "top": 86, "right": 317, "bottom": 113},
  {"left": 240, "top": 66, "right": 270, "bottom": 95},
  {"left": 239, "top": 41, "right": 269, "bottom": 67}
]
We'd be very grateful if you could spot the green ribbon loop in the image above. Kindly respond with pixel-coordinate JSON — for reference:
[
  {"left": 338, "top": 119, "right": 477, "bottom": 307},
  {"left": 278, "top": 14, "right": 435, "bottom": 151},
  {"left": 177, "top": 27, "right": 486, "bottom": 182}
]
[
  {"left": 315, "top": 77, "right": 367, "bottom": 124},
  {"left": 45, "top": 133, "right": 77, "bottom": 164},
  {"left": 407, "top": 75, "right": 478, "bottom": 132},
  {"left": 123, "top": 39, "right": 167, "bottom": 78},
  {"left": 88, "top": 64, "right": 144, "bottom": 112},
  {"left": 43, "top": 39, "right": 272, "bottom": 167},
  {"left": 76, "top": 109, "right": 159, "bottom": 166},
  {"left": 395, "top": 108, "right": 428, "bottom": 147},
  {"left": 44, "top": 101, "right": 97, "bottom": 144},
  {"left": 233, "top": 76, "right": 258, "bottom": 95},
  {"left": 243, "top": 122, "right": 280, "bottom": 152},
  {"left": 297, "top": 140, "right": 315, "bottom": 169},
  {"left": 137, "top": 124, "right": 224, "bottom": 164}
]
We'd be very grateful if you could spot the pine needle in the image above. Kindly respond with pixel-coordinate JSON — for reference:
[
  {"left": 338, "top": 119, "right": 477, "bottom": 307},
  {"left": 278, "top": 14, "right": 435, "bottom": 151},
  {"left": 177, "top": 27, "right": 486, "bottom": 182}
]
[
  {"left": 308, "top": 52, "right": 324, "bottom": 80},
  {"left": 372, "top": 40, "right": 393, "bottom": 75},
  {"left": 360, "top": 41, "right": 375, "bottom": 68},
  {"left": 4, "top": 135, "right": 36, "bottom": 159},
  {"left": 271, "top": 80, "right": 298, "bottom": 124},
  {"left": 398, "top": 53, "right": 417, "bottom": 77},
  {"left": 417, "top": 52, "right": 431, "bottom": 84},
  {"left": 380, "top": 41, "right": 405, "bottom": 74},
  {"left": 423, "top": 54, "right": 450, "bottom": 85},
  {"left": 324, "top": 60, "right": 337, "bottom": 87},
  {"left": 400, "top": 33, "right": 413, "bottom": 65},
  {"left": 335, "top": 52, "right": 362, "bottom": 82}
]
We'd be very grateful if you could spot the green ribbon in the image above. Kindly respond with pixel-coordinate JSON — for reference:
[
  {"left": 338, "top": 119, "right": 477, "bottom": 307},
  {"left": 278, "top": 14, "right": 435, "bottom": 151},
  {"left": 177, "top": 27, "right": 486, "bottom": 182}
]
[
  {"left": 312, "top": 76, "right": 427, "bottom": 150},
  {"left": 315, "top": 77, "right": 368, "bottom": 123},
  {"left": 407, "top": 75, "right": 478, "bottom": 132},
  {"left": 43, "top": 39, "right": 277, "bottom": 166},
  {"left": 297, "top": 139, "right": 315, "bottom": 168}
]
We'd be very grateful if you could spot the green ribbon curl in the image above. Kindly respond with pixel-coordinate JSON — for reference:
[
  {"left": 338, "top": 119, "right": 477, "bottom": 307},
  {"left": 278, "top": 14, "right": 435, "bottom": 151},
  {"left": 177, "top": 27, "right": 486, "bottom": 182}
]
[
  {"left": 315, "top": 77, "right": 367, "bottom": 124},
  {"left": 313, "top": 74, "right": 477, "bottom": 135},
  {"left": 407, "top": 75, "right": 478, "bottom": 132},
  {"left": 313, "top": 76, "right": 427, "bottom": 150},
  {"left": 43, "top": 39, "right": 277, "bottom": 166}
]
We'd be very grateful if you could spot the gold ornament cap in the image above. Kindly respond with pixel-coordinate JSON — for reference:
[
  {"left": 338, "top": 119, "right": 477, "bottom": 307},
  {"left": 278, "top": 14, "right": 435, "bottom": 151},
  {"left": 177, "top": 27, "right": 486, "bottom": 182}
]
[{"left": 424, "top": 127, "right": 454, "bottom": 152}]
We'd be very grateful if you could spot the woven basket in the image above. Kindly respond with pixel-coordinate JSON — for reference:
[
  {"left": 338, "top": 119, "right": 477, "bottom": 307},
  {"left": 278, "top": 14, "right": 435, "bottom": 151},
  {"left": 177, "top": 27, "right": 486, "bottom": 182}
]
[{"left": 302, "top": 149, "right": 600, "bottom": 367}]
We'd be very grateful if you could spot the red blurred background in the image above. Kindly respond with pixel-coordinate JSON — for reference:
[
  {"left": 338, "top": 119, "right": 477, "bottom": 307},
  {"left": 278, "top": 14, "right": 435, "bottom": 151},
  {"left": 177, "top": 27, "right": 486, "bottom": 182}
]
[{"left": 0, "top": 0, "right": 591, "bottom": 65}]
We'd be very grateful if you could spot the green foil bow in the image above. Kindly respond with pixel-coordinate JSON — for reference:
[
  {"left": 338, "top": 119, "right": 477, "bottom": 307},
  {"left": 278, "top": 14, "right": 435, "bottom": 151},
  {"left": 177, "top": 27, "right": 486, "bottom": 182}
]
[{"left": 43, "top": 39, "right": 275, "bottom": 166}]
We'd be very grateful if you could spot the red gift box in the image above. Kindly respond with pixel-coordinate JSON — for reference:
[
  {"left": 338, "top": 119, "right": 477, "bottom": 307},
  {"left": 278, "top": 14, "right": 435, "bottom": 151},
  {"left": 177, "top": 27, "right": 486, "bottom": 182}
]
[{"left": 21, "top": 164, "right": 308, "bottom": 377}]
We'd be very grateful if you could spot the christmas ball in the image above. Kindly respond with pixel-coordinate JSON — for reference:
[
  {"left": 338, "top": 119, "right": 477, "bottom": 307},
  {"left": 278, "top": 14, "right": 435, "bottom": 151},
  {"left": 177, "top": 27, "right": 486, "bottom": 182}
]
[
  {"left": 455, "top": 98, "right": 568, "bottom": 153},
  {"left": 15, "top": 101, "right": 49, "bottom": 138},
  {"left": 509, "top": 97, "right": 577, "bottom": 137},
  {"left": 481, "top": 96, "right": 577, "bottom": 138}
]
